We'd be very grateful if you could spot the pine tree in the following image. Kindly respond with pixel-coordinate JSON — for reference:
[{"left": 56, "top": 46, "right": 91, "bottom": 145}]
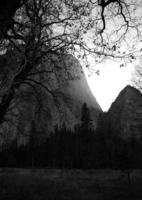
[
  {"left": 81, "top": 103, "right": 92, "bottom": 131},
  {"left": 80, "top": 103, "right": 92, "bottom": 168}
]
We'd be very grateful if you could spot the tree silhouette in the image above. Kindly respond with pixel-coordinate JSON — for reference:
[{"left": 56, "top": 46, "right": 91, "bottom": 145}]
[
  {"left": 80, "top": 103, "right": 92, "bottom": 168},
  {"left": 81, "top": 103, "right": 92, "bottom": 131}
]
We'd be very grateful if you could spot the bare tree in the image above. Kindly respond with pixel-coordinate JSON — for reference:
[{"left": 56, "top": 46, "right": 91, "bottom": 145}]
[
  {"left": 1, "top": 1, "right": 141, "bottom": 56},
  {"left": 0, "top": 0, "right": 81, "bottom": 125}
]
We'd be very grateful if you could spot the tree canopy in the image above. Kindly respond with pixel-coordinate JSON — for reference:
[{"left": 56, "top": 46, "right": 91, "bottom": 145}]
[{"left": 0, "top": 0, "right": 141, "bottom": 58}]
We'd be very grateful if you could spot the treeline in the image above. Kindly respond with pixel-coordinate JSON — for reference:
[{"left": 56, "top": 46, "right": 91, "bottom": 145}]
[{"left": 1, "top": 103, "right": 142, "bottom": 169}]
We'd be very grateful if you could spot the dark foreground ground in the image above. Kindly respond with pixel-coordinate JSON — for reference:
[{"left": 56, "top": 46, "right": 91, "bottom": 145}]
[{"left": 0, "top": 169, "right": 142, "bottom": 200}]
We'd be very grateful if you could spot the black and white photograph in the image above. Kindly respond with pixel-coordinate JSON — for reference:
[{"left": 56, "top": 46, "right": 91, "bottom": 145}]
[{"left": 0, "top": 0, "right": 142, "bottom": 199}]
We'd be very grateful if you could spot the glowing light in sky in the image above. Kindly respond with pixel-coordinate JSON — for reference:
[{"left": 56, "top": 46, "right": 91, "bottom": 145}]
[
  {"left": 75, "top": 0, "right": 142, "bottom": 112},
  {"left": 84, "top": 60, "right": 134, "bottom": 111}
]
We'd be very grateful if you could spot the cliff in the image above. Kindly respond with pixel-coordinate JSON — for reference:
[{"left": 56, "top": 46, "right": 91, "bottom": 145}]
[{"left": 107, "top": 85, "right": 142, "bottom": 139}]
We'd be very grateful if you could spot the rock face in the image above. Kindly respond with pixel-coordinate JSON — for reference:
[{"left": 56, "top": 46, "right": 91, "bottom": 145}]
[
  {"left": 1, "top": 53, "right": 102, "bottom": 139},
  {"left": 107, "top": 85, "right": 142, "bottom": 139},
  {"left": 57, "top": 56, "right": 102, "bottom": 129},
  {"left": 36, "top": 55, "right": 102, "bottom": 131}
]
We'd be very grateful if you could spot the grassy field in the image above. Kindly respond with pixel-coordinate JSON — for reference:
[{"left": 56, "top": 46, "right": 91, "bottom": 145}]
[{"left": 0, "top": 169, "right": 142, "bottom": 200}]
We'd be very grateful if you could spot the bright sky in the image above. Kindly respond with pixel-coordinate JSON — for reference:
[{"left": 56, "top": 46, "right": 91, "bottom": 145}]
[
  {"left": 82, "top": 1, "right": 142, "bottom": 112},
  {"left": 84, "top": 60, "right": 135, "bottom": 111}
]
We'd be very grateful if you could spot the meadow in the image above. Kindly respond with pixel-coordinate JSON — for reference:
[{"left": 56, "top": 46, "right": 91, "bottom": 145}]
[{"left": 0, "top": 169, "right": 142, "bottom": 200}]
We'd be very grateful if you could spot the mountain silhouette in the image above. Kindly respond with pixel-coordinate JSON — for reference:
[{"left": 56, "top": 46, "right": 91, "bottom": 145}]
[{"left": 107, "top": 85, "right": 142, "bottom": 139}]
